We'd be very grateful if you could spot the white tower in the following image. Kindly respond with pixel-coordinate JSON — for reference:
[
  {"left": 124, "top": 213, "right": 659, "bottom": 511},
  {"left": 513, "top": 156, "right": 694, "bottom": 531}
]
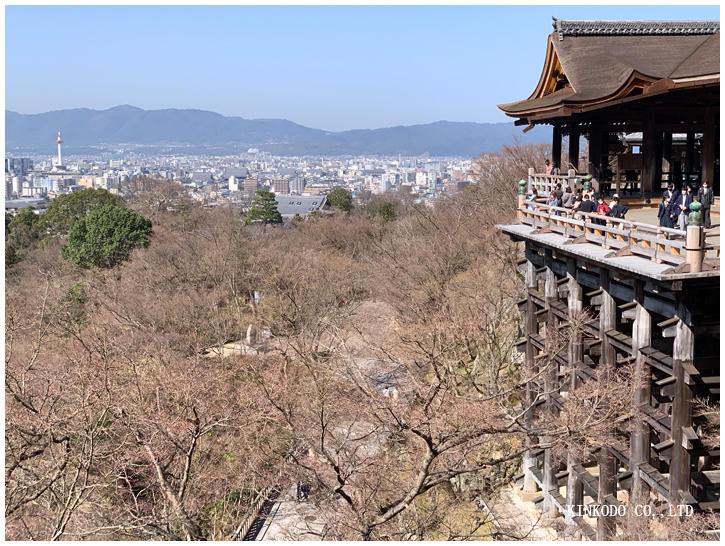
[{"left": 56, "top": 131, "right": 64, "bottom": 168}]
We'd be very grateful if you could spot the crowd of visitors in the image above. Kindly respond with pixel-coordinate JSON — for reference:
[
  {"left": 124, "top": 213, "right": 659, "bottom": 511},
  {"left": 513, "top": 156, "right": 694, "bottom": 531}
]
[
  {"left": 527, "top": 179, "right": 629, "bottom": 224},
  {"left": 657, "top": 181, "right": 714, "bottom": 229},
  {"left": 532, "top": 160, "right": 715, "bottom": 230}
]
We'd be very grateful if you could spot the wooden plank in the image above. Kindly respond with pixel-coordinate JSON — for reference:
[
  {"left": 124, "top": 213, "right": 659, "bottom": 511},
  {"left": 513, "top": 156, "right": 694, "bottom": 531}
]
[
  {"left": 640, "top": 404, "right": 671, "bottom": 436},
  {"left": 691, "top": 470, "right": 720, "bottom": 486},
  {"left": 638, "top": 463, "right": 670, "bottom": 498},
  {"left": 640, "top": 346, "right": 674, "bottom": 375},
  {"left": 571, "top": 464, "right": 600, "bottom": 499},
  {"left": 605, "top": 329, "right": 634, "bottom": 354}
]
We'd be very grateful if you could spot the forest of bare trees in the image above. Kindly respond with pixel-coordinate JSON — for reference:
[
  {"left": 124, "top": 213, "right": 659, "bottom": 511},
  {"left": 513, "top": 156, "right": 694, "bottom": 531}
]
[{"left": 6, "top": 144, "right": 717, "bottom": 540}]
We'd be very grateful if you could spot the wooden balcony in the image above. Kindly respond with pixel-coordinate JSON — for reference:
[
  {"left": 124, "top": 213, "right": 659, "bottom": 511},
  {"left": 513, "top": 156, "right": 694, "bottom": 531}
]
[{"left": 498, "top": 202, "right": 719, "bottom": 281}]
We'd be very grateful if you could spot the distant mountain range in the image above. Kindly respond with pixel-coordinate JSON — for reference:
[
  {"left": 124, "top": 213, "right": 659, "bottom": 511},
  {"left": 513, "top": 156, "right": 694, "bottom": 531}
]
[{"left": 6, "top": 105, "right": 548, "bottom": 157}]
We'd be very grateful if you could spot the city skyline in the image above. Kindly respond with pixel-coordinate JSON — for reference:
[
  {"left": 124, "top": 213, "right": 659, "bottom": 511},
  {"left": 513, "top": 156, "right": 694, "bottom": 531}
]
[{"left": 6, "top": 4, "right": 720, "bottom": 132}]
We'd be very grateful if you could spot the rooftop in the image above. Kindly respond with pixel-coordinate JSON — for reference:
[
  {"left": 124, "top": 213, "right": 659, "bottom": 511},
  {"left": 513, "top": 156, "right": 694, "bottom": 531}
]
[
  {"left": 553, "top": 18, "right": 720, "bottom": 39},
  {"left": 499, "top": 18, "right": 720, "bottom": 120}
]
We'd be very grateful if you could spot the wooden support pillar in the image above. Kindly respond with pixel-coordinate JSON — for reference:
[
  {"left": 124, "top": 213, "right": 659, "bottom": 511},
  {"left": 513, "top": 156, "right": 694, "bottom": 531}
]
[
  {"left": 641, "top": 111, "right": 658, "bottom": 196},
  {"left": 630, "top": 280, "right": 651, "bottom": 502},
  {"left": 597, "top": 268, "right": 616, "bottom": 540},
  {"left": 600, "top": 130, "right": 610, "bottom": 184},
  {"left": 669, "top": 299, "right": 694, "bottom": 503},
  {"left": 542, "top": 249, "right": 558, "bottom": 516},
  {"left": 565, "top": 258, "right": 584, "bottom": 524},
  {"left": 656, "top": 131, "right": 664, "bottom": 194},
  {"left": 522, "top": 250, "right": 539, "bottom": 493},
  {"left": 702, "top": 106, "right": 716, "bottom": 186},
  {"left": 588, "top": 124, "right": 602, "bottom": 180},
  {"left": 663, "top": 132, "right": 673, "bottom": 183},
  {"left": 552, "top": 124, "right": 562, "bottom": 170},
  {"left": 568, "top": 126, "right": 580, "bottom": 172},
  {"left": 685, "top": 132, "right": 695, "bottom": 184}
]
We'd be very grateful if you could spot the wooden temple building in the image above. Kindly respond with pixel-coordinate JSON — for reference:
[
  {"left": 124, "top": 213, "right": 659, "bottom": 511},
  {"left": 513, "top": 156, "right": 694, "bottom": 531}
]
[
  {"left": 499, "top": 19, "right": 720, "bottom": 196},
  {"left": 497, "top": 20, "right": 720, "bottom": 540}
]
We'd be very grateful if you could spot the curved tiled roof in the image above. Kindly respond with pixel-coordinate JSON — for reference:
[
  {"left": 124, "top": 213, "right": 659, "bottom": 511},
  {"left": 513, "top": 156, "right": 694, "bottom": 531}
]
[
  {"left": 499, "top": 20, "right": 720, "bottom": 118},
  {"left": 553, "top": 19, "right": 720, "bottom": 38}
]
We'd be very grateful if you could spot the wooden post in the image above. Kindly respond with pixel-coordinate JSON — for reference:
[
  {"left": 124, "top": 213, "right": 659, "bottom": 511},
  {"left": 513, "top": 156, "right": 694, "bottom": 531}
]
[
  {"left": 528, "top": 167, "right": 535, "bottom": 194},
  {"left": 685, "top": 132, "right": 695, "bottom": 183},
  {"left": 597, "top": 268, "right": 617, "bottom": 540},
  {"left": 685, "top": 223, "right": 704, "bottom": 273},
  {"left": 641, "top": 111, "right": 657, "bottom": 196},
  {"left": 669, "top": 298, "right": 694, "bottom": 503},
  {"left": 542, "top": 249, "right": 558, "bottom": 516},
  {"left": 522, "top": 249, "right": 539, "bottom": 493},
  {"left": 568, "top": 126, "right": 580, "bottom": 172},
  {"left": 630, "top": 280, "right": 651, "bottom": 502},
  {"left": 588, "top": 124, "right": 602, "bottom": 180},
  {"left": 518, "top": 179, "right": 527, "bottom": 222},
  {"left": 600, "top": 129, "right": 610, "bottom": 186},
  {"left": 565, "top": 258, "right": 584, "bottom": 524},
  {"left": 701, "top": 106, "right": 716, "bottom": 187},
  {"left": 663, "top": 132, "right": 673, "bottom": 184},
  {"left": 552, "top": 124, "right": 562, "bottom": 170}
]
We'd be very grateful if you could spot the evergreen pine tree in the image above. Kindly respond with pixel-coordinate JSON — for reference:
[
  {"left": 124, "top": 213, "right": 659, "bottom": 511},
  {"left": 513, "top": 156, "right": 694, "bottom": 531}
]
[{"left": 244, "top": 190, "right": 283, "bottom": 225}]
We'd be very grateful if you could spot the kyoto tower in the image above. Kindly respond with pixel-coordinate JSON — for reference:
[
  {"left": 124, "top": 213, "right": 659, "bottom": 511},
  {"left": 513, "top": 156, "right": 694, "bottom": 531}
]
[{"left": 56, "top": 130, "right": 64, "bottom": 168}]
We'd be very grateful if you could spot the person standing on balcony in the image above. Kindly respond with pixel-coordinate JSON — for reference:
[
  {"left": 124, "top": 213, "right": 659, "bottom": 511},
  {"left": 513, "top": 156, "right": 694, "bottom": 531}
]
[
  {"left": 544, "top": 159, "right": 553, "bottom": 175},
  {"left": 663, "top": 183, "right": 675, "bottom": 202},
  {"left": 697, "top": 180, "right": 714, "bottom": 228},
  {"left": 673, "top": 185, "right": 693, "bottom": 230},
  {"left": 578, "top": 194, "right": 597, "bottom": 214},
  {"left": 561, "top": 186, "right": 575, "bottom": 209},
  {"left": 607, "top": 196, "right": 628, "bottom": 219},
  {"left": 658, "top": 196, "right": 675, "bottom": 228}
]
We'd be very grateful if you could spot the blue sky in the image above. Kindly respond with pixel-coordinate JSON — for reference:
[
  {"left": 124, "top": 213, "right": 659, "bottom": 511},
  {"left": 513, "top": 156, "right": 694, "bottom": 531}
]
[{"left": 5, "top": 5, "right": 720, "bottom": 132}]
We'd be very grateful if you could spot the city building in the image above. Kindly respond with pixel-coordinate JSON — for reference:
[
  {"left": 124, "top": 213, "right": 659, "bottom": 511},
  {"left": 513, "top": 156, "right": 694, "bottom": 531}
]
[
  {"left": 272, "top": 178, "right": 289, "bottom": 194},
  {"left": 6, "top": 158, "right": 33, "bottom": 175},
  {"left": 274, "top": 195, "right": 329, "bottom": 219}
]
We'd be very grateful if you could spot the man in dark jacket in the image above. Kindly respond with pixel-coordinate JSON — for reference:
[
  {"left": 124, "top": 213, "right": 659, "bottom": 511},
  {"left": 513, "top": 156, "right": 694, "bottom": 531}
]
[
  {"left": 607, "top": 197, "right": 629, "bottom": 219},
  {"left": 672, "top": 186, "right": 693, "bottom": 230},
  {"left": 697, "top": 180, "right": 714, "bottom": 228},
  {"left": 578, "top": 194, "right": 597, "bottom": 214}
]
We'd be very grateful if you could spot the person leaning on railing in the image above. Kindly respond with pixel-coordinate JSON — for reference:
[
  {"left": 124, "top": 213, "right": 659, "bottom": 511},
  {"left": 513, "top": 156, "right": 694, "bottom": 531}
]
[
  {"left": 594, "top": 195, "right": 610, "bottom": 225},
  {"left": 606, "top": 196, "right": 629, "bottom": 219},
  {"left": 576, "top": 194, "right": 597, "bottom": 217}
]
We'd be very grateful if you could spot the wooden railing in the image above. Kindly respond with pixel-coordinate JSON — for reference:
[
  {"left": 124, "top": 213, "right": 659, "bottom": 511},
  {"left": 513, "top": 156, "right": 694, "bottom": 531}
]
[
  {"left": 517, "top": 202, "right": 719, "bottom": 270},
  {"left": 230, "top": 485, "right": 280, "bottom": 540},
  {"left": 527, "top": 168, "right": 592, "bottom": 197}
]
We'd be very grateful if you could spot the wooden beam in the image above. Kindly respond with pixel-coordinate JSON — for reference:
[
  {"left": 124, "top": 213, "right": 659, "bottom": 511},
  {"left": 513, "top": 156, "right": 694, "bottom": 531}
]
[
  {"left": 631, "top": 279, "right": 653, "bottom": 502},
  {"left": 523, "top": 247, "right": 539, "bottom": 494},
  {"left": 552, "top": 124, "right": 562, "bottom": 170},
  {"left": 641, "top": 110, "right": 657, "bottom": 196},
  {"left": 701, "top": 106, "right": 716, "bottom": 186},
  {"left": 669, "top": 298, "right": 694, "bottom": 503},
  {"left": 568, "top": 126, "right": 580, "bottom": 171}
]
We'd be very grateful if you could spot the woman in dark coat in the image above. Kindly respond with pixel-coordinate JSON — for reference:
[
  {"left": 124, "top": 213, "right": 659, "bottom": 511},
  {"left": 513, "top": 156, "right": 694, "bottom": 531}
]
[{"left": 658, "top": 197, "right": 675, "bottom": 228}]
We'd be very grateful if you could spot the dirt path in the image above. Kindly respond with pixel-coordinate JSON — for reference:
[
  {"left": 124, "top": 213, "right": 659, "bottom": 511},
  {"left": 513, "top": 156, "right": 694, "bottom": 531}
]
[{"left": 486, "top": 485, "right": 559, "bottom": 541}]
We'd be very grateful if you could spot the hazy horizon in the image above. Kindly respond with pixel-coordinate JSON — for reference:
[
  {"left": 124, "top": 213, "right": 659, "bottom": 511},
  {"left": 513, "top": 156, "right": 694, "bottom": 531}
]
[{"left": 6, "top": 5, "right": 720, "bottom": 132}]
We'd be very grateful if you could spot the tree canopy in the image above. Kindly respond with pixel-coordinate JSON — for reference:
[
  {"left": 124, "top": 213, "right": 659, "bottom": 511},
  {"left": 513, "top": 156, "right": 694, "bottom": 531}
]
[
  {"left": 6, "top": 208, "right": 42, "bottom": 266},
  {"left": 61, "top": 205, "right": 152, "bottom": 269},
  {"left": 244, "top": 190, "right": 283, "bottom": 225},
  {"left": 327, "top": 188, "right": 353, "bottom": 212},
  {"left": 42, "top": 188, "right": 124, "bottom": 237}
]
